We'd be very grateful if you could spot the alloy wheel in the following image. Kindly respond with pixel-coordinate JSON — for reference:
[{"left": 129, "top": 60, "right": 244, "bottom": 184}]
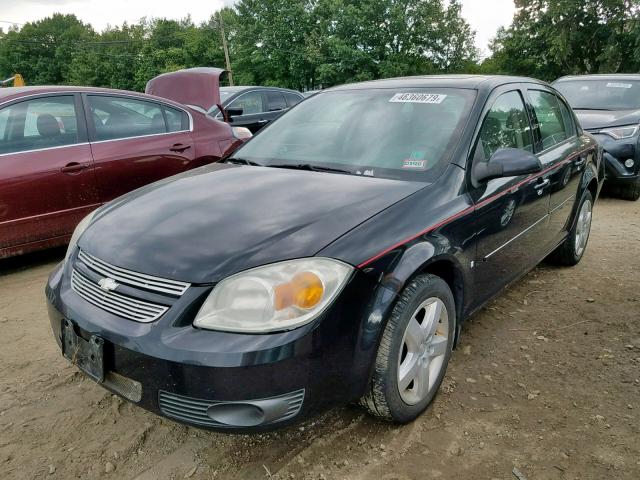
[
  {"left": 397, "top": 297, "right": 449, "bottom": 405},
  {"left": 574, "top": 199, "right": 593, "bottom": 258}
]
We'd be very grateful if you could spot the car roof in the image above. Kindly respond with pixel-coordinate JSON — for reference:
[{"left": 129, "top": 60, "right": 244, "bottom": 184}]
[
  {"left": 0, "top": 85, "right": 197, "bottom": 111},
  {"left": 220, "top": 86, "right": 303, "bottom": 95},
  {"left": 328, "top": 74, "right": 550, "bottom": 92},
  {"left": 555, "top": 74, "right": 640, "bottom": 82}
]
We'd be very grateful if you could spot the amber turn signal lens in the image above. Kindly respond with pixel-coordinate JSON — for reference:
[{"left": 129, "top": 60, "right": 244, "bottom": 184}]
[{"left": 274, "top": 272, "right": 324, "bottom": 311}]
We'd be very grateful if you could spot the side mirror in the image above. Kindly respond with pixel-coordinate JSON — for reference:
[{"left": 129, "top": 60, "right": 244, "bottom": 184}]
[
  {"left": 474, "top": 147, "right": 542, "bottom": 183},
  {"left": 224, "top": 107, "right": 244, "bottom": 122}
]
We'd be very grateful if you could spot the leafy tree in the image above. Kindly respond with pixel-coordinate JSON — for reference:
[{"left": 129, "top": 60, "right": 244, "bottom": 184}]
[
  {"left": 486, "top": 0, "right": 640, "bottom": 80},
  {"left": 0, "top": 14, "right": 95, "bottom": 85}
]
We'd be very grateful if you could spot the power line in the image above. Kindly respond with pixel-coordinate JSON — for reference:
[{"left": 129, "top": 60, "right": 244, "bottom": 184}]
[{"left": 0, "top": 20, "right": 24, "bottom": 26}]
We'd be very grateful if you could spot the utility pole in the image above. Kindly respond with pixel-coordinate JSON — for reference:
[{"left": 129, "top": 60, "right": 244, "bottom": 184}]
[{"left": 218, "top": 12, "right": 234, "bottom": 86}]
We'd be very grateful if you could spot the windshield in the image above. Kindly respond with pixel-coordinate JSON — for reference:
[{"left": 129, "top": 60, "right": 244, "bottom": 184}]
[
  {"left": 555, "top": 79, "right": 640, "bottom": 110},
  {"left": 231, "top": 88, "right": 476, "bottom": 182}
]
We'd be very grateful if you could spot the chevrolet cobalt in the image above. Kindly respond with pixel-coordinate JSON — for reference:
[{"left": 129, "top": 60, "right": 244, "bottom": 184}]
[{"left": 46, "top": 76, "right": 603, "bottom": 431}]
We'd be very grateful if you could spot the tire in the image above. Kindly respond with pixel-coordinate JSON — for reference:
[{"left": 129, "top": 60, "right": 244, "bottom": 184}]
[
  {"left": 618, "top": 180, "right": 640, "bottom": 201},
  {"left": 359, "top": 274, "right": 456, "bottom": 423},
  {"left": 548, "top": 191, "right": 594, "bottom": 266}
]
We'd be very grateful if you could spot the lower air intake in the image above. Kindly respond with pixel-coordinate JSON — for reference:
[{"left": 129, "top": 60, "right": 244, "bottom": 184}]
[{"left": 158, "top": 389, "right": 304, "bottom": 428}]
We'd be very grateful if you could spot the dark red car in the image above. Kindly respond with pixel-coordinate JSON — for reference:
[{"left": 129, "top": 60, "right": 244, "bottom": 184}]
[{"left": 0, "top": 82, "right": 247, "bottom": 259}]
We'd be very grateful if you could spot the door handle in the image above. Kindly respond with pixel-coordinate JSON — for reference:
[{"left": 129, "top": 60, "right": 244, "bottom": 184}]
[
  {"left": 574, "top": 156, "right": 586, "bottom": 167},
  {"left": 534, "top": 178, "right": 550, "bottom": 190},
  {"left": 60, "top": 162, "right": 89, "bottom": 174},
  {"left": 169, "top": 144, "right": 191, "bottom": 153}
]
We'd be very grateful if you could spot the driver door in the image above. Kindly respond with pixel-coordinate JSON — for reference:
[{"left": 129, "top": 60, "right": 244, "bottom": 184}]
[{"left": 469, "top": 88, "right": 552, "bottom": 308}]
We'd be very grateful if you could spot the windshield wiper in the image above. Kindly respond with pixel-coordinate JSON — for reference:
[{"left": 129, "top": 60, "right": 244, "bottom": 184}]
[
  {"left": 268, "top": 163, "right": 353, "bottom": 174},
  {"left": 224, "top": 157, "right": 263, "bottom": 166}
]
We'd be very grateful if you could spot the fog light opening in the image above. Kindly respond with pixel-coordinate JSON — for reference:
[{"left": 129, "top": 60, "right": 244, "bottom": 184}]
[
  {"left": 624, "top": 159, "right": 635, "bottom": 169},
  {"left": 206, "top": 403, "right": 265, "bottom": 427}
]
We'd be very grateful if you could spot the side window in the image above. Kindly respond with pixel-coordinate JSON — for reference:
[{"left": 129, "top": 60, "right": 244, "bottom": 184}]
[
  {"left": 528, "top": 90, "right": 570, "bottom": 150},
  {"left": 228, "top": 91, "right": 264, "bottom": 115},
  {"left": 266, "top": 91, "right": 287, "bottom": 111},
  {"left": 284, "top": 92, "right": 303, "bottom": 108},
  {"left": 164, "top": 106, "right": 189, "bottom": 132},
  {"left": 475, "top": 90, "right": 534, "bottom": 161},
  {"left": 557, "top": 96, "right": 576, "bottom": 137},
  {"left": 88, "top": 96, "right": 166, "bottom": 141},
  {"left": 0, "top": 95, "right": 79, "bottom": 155},
  {"left": 0, "top": 108, "right": 9, "bottom": 142}
]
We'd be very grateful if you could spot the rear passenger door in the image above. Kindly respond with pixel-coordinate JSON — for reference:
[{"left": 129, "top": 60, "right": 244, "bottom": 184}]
[
  {"left": 85, "top": 94, "right": 195, "bottom": 202},
  {"left": 0, "top": 94, "right": 99, "bottom": 251},
  {"left": 525, "top": 87, "right": 588, "bottom": 244},
  {"left": 263, "top": 90, "right": 289, "bottom": 125}
]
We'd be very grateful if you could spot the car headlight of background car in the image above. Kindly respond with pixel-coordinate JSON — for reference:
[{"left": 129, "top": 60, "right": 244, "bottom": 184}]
[
  {"left": 599, "top": 124, "right": 639, "bottom": 140},
  {"left": 64, "top": 210, "right": 98, "bottom": 264},
  {"left": 194, "top": 258, "right": 353, "bottom": 333}
]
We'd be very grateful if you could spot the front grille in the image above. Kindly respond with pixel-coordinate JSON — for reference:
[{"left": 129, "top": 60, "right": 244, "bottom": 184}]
[
  {"left": 71, "top": 269, "right": 168, "bottom": 322},
  {"left": 158, "top": 390, "right": 305, "bottom": 428},
  {"left": 78, "top": 250, "right": 190, "bottom": 296}
]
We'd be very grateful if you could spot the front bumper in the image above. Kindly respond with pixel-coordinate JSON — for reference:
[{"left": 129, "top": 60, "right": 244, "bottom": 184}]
[
  {"left": 46, "top": 260, "right": 396, "bottom": 432},
  {"left": 590, "top": 133, "right": 640, "bottom": 185}
]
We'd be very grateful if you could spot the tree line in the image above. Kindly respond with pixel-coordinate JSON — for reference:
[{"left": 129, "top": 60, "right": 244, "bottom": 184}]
[{"left": 0, "top": 0, "right": 638, "bottom": 93}]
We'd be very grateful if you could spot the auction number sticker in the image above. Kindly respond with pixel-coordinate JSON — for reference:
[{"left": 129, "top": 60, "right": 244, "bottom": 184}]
[
  {"left": 389, "top": 93, "right": 447, "bottom": 104},
  {"left": 606, "top": 82, "right": 632, "bottom": 89}
]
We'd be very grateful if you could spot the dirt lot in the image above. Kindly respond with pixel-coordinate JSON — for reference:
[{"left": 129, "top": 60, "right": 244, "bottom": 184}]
[{"left": 1, "top": 196, "right": 639, "bottom": 480}]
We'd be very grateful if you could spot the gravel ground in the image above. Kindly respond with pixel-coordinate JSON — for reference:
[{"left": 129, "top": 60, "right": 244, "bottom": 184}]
[{"left": 1, "top": 196, "right": 639, "bottom": 480}]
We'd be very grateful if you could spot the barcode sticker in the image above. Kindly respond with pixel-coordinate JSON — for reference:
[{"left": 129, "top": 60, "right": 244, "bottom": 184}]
[
  {"left": 390, "top": 93, "right": 447, "bottom": 104},
  {"left": 606, "top": 82, "right": 632, "bottom": 89}
]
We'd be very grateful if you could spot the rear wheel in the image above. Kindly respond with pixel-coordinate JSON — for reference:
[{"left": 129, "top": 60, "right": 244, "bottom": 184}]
[
  {"left": 548, "top": 191, "right": 593, "bottom": 266},
  {"left": 359, "top": 274, "right": 456, "bottom": 423}
]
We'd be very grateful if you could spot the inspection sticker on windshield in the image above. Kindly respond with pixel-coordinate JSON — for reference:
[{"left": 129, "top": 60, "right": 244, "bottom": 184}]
[
  {"left": 606, "top": 82, "right": 632, "bottom": 89},
  {"left": 389, "top": 93, "right": 447, "bottom": 104},
  {"left": 402, "top": 159, "right": 428, "bottom": 170}
]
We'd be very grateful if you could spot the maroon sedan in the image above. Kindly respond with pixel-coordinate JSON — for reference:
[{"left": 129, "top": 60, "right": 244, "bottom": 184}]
[{"left": 0, "top": 84, "right": 248, "bottom": 259}]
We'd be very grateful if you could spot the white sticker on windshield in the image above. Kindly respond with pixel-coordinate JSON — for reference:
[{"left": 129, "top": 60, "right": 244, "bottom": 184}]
[
  {"left": 606, "top": 82, "right": 632, "bottom": 89},
  {"left": 389, "top": 93, "right": 447, "bottom": 104}
]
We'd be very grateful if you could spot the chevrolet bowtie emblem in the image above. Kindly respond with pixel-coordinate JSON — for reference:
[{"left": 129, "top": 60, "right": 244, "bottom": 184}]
[{"left": 98, "top": 277, "right": 118, "bottom": 292}]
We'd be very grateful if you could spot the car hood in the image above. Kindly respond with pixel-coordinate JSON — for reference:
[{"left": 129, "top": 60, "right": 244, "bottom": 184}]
[
  {"left": 145, "top": 67, "right": 226, "bottom": 111},
  {"left": 575, "top": 109, "right": 640, "bottom": 131},
  {"left": 79, "top": 164, "right": 425, "bottom": 284}
]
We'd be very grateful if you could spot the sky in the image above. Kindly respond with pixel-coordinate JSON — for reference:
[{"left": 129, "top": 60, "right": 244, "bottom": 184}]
[{"left": 0, "top": 0, "right": 515, "bottom": 55}]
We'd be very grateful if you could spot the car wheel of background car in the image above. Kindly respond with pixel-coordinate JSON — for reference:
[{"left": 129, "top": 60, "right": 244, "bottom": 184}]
[
  {"left": 618, "top": 180, "right": 640, "bottom": 201},
  {"left": 359, "top": 274, "right": 456, "bottom": 423},
  {"left": 548, "top": 191, "right": 594, "bottom": 266}
]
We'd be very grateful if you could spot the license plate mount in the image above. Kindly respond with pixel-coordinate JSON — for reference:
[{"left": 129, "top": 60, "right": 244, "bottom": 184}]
[{"left": 62, "top": 319, "right": 104, "bottom": 383}]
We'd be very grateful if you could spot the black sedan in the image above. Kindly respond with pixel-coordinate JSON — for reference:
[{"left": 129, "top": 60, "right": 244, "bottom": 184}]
[
  {"left": 46, "top": 75, "right": 603, "bottom": 431},
  {"left": 210, "top": 86, "right": 304, "bottom": 133},
  {"left": 554, "top": 74, "right": 640, "bottom": 200}
]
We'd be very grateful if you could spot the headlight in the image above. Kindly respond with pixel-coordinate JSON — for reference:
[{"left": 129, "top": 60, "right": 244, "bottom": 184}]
[
  {"left": 193, "top": 258, "right": 353, "bottom": 333},
  {"left": 64, "top": 210, "right": 97, "bottom": 264},
  {"left": 599, "top": 124, "right": 639, "bottom": 140}
]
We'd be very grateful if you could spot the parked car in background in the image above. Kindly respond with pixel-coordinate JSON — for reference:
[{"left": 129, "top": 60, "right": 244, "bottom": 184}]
[
  {"left": 211, "top": 86, "right": 304, "bottom": 133},
  {"left": 0, "top": 85, "right": 248, "bottom": 259},
  {"left": 146, "top": 68, "right": 304, "bottom": 133},
  {"left": 47, "top": 75, "right": 602, "bottom": 432},
  {"left": 554, "top": 74, "right": 640, "bottom": 200}
]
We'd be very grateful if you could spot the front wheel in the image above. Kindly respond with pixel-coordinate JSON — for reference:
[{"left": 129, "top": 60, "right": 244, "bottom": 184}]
[
  {"left": 359, "top": 274, "right": 456, "bottom": 423},
  {"left": 548, "top": 191, "right": 593, "bottom": 266},
  {"left": 618, "top": 180, "right": 640, "bottom": 201}
]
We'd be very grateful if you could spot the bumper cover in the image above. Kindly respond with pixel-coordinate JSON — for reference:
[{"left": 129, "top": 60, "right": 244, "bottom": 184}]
[{"left": 46, "top": 260, "right": 396, "bottom": 431}]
